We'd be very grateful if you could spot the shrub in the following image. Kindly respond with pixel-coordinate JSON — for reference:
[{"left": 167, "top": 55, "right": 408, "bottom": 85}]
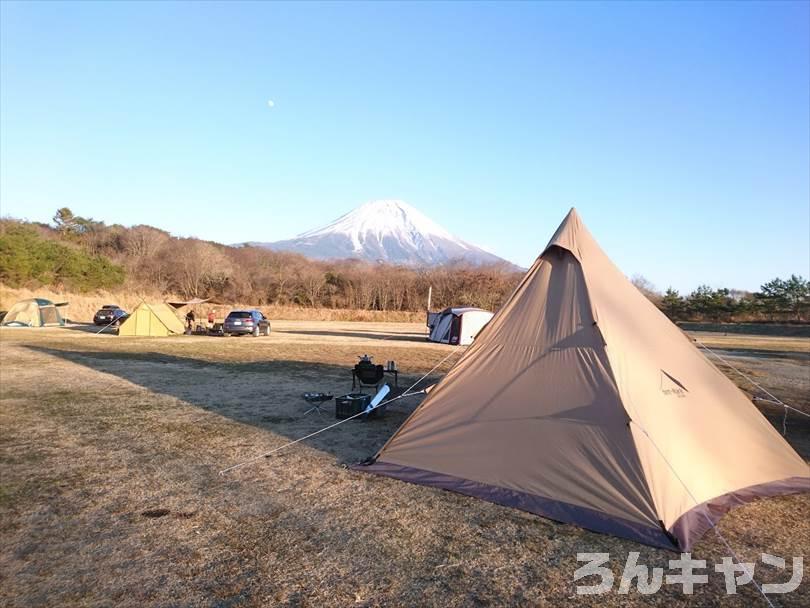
[{"left": 0, "top": 221, "right": 125, "bottom": 292}]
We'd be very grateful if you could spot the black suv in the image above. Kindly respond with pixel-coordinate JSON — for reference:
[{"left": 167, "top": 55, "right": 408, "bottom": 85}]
[
  {"left": 93, "top": 305, "right": 128, "bottom": 326},
  {"left": 223, "top": 310, "right": 271, "bottom": 336}
]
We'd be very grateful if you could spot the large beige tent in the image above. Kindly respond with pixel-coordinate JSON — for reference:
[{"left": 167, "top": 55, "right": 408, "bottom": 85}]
[
  {"left": 118, "top": 302, "right": 185, "bottom": 337},
  {"left": 0, "top": 298, "right": 66, "bottom": 327},
  {"left": 359, "top": 209, "right": 809, "bottom": 551}
]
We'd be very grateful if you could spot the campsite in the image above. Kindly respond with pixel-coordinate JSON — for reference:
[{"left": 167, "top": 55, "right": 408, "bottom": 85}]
[
  {"left": 1, "top": 317, "right": 808, "bottom": 607},
  {"left": 1, "top": 211, "right": 809, "bottom": 606},
  {"left": 2, "top": 2, "right": 808, "bottom": 606},
  {"left": 1, "top": 212, "right": 809, "bottom": 607}
]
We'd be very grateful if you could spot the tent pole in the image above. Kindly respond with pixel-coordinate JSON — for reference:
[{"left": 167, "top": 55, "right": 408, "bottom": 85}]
[{"left": 426, "top": 286, "right": 432, "bottom": 335}]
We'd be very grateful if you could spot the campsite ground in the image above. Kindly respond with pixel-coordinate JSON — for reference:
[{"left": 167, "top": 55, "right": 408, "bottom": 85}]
[{"left": 1, "top": 321, "right": 808, "bottom": 607}]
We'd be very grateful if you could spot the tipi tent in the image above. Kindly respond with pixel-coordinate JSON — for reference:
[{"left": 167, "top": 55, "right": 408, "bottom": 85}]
[
  {"left": 0, "top": 298, "right": 66, "bottom": 327},
  {"left": 118, "top": 302, "right": 185, "bottom": 337},
  {"left": 427, "top": 307, "right": 494, "bottom": 345},
  {"left": 359, "top": 209, "right": 809, "bottom": 551}
]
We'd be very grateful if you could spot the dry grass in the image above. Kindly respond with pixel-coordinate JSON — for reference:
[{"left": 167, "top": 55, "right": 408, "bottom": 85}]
[
  {"left": 256, "top": 307, "right": 423, "bottom": 323},
  {"left": 688, "top": 331, "right": 810, "bottom": 355},
  {"left": 0, "top": 323, "right": 808, "bottom": 607}
]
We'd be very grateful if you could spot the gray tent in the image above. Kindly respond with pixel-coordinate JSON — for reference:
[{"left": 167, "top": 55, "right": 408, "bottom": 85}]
[
  {"left": 427, "top": 307, "right": 493, "bottom": 345},
  {"left": 0, "top": 298, "right": 67, "bottom": 327}
]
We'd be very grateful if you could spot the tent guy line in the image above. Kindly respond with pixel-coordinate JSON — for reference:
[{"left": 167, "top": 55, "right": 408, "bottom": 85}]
[
  {"left": 218, "top": 345, "right": 464, "bottom": 476},
  {"left": 629, "top": 418, "right": 776, "bottom": 608},
  {"left": 694, "top": 337, "right": 810, "bottom": 434},
  {"left": 95, "top": 313, "right": 123, "bottom": 335}
]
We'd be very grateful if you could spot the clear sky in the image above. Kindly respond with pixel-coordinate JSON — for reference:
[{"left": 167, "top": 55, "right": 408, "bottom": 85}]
[{"left": 1, "top": 1, "right": 808, "bottom": 292}]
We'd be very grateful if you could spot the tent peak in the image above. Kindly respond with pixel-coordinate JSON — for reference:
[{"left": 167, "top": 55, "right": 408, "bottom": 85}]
[
  {"left": 561, "top": 206, "right": 583, "bottom": 225},
  {"left": 542, "top": 207, "right": 590, "bottom": 259}
]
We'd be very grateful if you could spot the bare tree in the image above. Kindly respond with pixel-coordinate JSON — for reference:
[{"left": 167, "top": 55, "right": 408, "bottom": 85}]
[
  {"left": 631, "top": 274, "right": 661, "bottom": 306},
  {"left": 173, "top": 240, "right": 233, "bottom": 298}
]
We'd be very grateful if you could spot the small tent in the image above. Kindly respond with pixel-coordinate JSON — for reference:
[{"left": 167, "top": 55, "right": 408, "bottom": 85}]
[
  {"left": 118, "top": 302, "right": 185, "bottom": 337},
  {"left": 427, "top": 307, "right": 493, "bottom": 345},
  {"left": 0, "top": 298, "right": 67, "bottom": 327},
  {"left": 359, "top": 209, "right": 809, "bottom": 551}
]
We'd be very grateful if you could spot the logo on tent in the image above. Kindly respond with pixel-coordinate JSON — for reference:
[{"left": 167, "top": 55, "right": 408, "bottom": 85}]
[{"left": 660, "top": 370, "right": 688, "bottom": 398}]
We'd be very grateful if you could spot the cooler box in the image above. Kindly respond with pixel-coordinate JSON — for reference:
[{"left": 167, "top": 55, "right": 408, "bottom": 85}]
[{"left": 335, "top": 393, "right": 386, "bottom": 420}]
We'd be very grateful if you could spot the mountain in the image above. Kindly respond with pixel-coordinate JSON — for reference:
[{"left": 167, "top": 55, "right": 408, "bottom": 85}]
[{"left": 248, "top": 200, "right": 514, "bottom": 267}]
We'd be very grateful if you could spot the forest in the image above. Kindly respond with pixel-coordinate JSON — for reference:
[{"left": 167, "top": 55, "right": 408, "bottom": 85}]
[{"left": 0, "top": 208, "right": 807, "bottom": 322}]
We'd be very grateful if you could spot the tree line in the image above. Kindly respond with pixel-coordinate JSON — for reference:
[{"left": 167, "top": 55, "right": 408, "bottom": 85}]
[
  {"left": 656, "top": 279, "right": 809, "bottom": 322},
  {"left": 2, "top": 210, "right": 519, "bottom": 312},
  {"left": 0, "top": 209, "right": 807, "bottom": 322}
]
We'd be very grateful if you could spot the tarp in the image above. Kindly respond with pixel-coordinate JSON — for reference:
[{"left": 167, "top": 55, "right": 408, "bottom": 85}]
[
  {"left": 118, "top": 302, "right": 185, "bottom": 337},
  {"left": 0, "top": 298, "right": 65, "bottom": 327},
  {"left": 166, "top": 298, "right": 218, "bottom": 308},
  {"left": 359, "top": 209, "right": 809, "bottom": 551}
]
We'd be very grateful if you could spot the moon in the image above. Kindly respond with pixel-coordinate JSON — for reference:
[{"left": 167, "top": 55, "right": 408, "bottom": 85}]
[{"left": 267, "top": 100, "right": 275, "bottom": 108}]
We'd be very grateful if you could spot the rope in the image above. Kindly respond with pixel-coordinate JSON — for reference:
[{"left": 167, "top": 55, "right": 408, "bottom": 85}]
[
  {"left": 630, "top": 421, "right": 777, "bottom": 608},
  {"left": 751, "top": 397, "right": 796, "bottom": 435},
  {"left": 688, "top": 338, "right": 800, "bottom": 604},
  {"left": 218, "top": 346, "right": 463, "bottom": 475},
  {"left": 94, "top": 315, "right": 120, "bottom": 335},
  {"left": 624, "top": 336, "right": 806, "bottom": 605},
  {"left": 218, "top": 391, "right": 421, "bottom": 475},
  {"left": 693, "top": 338, "right": 810, "bottom": 436}
]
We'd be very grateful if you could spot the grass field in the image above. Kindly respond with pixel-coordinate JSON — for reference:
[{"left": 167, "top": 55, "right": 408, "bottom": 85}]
[{"left": 1, "top": 322, "right": 808, "bottom": 607}]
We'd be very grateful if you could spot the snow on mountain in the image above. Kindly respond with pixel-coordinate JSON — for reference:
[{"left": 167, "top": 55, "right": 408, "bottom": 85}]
[{"left": 247, "top": 200, "right": 513, "bottom": 267}]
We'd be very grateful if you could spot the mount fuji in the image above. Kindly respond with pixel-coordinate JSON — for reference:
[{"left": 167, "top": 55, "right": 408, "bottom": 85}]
[{"left": 249, "top": 200, "right": 513, "bottom": 267}]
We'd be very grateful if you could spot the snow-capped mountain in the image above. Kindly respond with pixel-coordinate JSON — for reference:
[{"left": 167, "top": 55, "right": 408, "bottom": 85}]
[{"left": 248, "top": 200, "right": 512, "bottom": 267}]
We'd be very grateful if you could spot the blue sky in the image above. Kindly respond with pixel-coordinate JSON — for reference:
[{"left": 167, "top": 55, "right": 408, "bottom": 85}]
[{"left": 1, "top": 1, "right": 808, "bottom": 292}]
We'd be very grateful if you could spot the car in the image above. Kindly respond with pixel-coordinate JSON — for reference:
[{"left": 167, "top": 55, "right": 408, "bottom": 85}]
[
  {"left": 223, "top": 309, "right": 271, "bottom": 336},
  {"left": 93, "top": 305, "right": 129, "bottom": 326}
]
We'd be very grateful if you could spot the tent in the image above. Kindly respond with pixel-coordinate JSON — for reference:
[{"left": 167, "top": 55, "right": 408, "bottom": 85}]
[
  {"left": 427, "top": 307, "right": 493, "bottom": 345},
  {"left": 0, "top": 298, "right": 67, "bottom": 327},
  {"left": 118, "top": 302, "right": 186, "bottom": 337},
  {"left": 358, "top": 209, "right": 809, "bottom": 551}
]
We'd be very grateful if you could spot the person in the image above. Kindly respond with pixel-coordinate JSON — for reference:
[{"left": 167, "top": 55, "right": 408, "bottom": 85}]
[
  {"left": 185, "top": 310, "right": 195, "bottom": 332},
  {"left": 207, "top": 310, "right": 215, "bottom": 326}
]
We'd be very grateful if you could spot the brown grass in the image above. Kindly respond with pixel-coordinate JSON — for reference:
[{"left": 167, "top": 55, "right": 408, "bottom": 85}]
[
  {"left": 0, "top": 323, "right": 808, "bottom": 607},
  {"left": 686, "top": 331, "right": 810, "bottom": 354}
]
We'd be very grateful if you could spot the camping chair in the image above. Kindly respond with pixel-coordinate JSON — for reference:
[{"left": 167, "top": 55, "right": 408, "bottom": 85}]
[{"left": 352, "top": 361, "right": 385, "bottom": 393}]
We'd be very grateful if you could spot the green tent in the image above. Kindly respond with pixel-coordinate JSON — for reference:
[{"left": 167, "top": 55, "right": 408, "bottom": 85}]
[
  {"left": 118, "top": 302, "right": 185, "bottom": 337},
  {"left": 0, "top": 298, "right": 66, "bottom": 327}
]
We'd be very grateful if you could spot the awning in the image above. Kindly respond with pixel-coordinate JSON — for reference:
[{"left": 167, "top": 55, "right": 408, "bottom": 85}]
[{"left": 166, "top": 298, "right": 221, "bottom": 308}]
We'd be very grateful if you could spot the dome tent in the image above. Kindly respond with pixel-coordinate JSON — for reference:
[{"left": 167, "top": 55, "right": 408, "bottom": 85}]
[
  {"left": 358, "top": 209, "right": 809, "bottom": 551},
  {"left": 427, "top": 307, "right": 493, "bottom": 346},
  {"left": 0, "top": 298, "right": 66, "bottom": 327}
]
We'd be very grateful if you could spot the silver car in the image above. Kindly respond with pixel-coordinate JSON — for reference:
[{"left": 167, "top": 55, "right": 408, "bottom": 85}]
[{"left": 222, "top": 310, "right": 271, "bottom": 336}]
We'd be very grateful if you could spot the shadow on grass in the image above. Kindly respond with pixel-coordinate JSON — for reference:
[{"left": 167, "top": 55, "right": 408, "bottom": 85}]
[
  {"left": 279, "top": 328, "right": 428, "bottom": 343},
  {"left": 20, "top": 345, "right": 809, "bottom": 467},
  {"left": 681, "top": 322, "right": 810, "bottom": 338},
  {"left": 61, "top": 322, "right": 119, "bottom": 334},
  {"left": 23, "top": 345, "right": 428, "bottom": 465},
  {"left": 710, "top": 347, "right": 810, "bottom": 363}
]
